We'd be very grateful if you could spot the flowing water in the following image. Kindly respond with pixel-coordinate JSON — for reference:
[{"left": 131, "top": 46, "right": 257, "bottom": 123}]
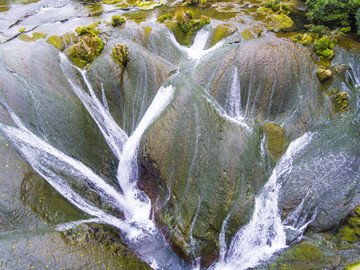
[
  {"left": 1, "top": 1, "right": 360, "bottom": 269},
  {"left": 212, "top": 132, "right": 314, "bottom": 270}
]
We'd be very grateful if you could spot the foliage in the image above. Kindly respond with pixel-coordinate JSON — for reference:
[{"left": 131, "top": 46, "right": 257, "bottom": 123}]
[
  {"left": 305, "top": 0, "right": 360, "bottom": 33},
  {"left": 314, "top": 35, "right": 337, "bottom": 58}
]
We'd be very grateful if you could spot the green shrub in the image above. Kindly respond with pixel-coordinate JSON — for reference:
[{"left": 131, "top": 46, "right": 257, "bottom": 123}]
[{"left": 305, "top": 0, "right": 360, "bottom": 33}]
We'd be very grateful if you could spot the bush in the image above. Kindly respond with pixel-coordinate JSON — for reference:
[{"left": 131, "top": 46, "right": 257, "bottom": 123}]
[{"left": 305, "top": 0, "right": 360, "bottom": 33}]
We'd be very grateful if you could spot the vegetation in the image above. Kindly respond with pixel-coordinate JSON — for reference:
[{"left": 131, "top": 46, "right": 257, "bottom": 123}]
[
  {"left": 305, "top": 0, "right": 360, "bottom": 34},
  {"left": 112, "top": 43, "right": 128, "bottom": 67},
  {"left": 111, "top": 15, "right": 126, "bottom": 26}
]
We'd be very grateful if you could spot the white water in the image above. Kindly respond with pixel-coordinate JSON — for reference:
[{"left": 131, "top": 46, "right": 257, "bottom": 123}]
[
  {"left": 169, "top": 29, "right": 225, "bottom": 62},
  {"left": 226, "top": 66, "right": 242, "bottom": 119},
  {"left": 213, "top": 132, "right": 314, "bottom": 270}
]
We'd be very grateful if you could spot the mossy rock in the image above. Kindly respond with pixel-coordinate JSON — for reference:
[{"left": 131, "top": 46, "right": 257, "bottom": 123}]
[
  {"left": 47, "top": 35, "right": 66, "bottom": 51},
  {"left": 290, "top": 33, "right": 318, "bottom": 46},
  {"left": 136, "top": 0, "right": 164, "bottom": 10},
  {"left": 332, "top": 91, "right": 349, "bottom": 111},
  {"left": 270, "top": 14, "right": 295, "bottom": 32},
  {"left": 19, "top": 32, "right": 47, "bottom": 42},
  {"left": 111, "top": 15, "right": 126, "bottom": 26},
  {"left": 263, "top": 122, "right": 286, "bottom": 162},
  {"left": 167, "top": 12, "right": 210, "bottom": 47},
  {"left": 241, "top": 25, "right": 263, "bottom": 40},
  {"left": 66, "top": 34, "right": 104, "bottom": 68},
  {"left": 316, "top": 68, "right": 332, "bottom": 82},
  {"left": 157, "top": 14, "right": 173, "bottom": 23},
  {"left": 314, "top": 35, "right": 337, "bottom": 59},
  {"left": 208, "top": 23, "right": 237, "bottom": 47},
  {"left": 111, "top": 43, "right": 128, "bottom": 67}
]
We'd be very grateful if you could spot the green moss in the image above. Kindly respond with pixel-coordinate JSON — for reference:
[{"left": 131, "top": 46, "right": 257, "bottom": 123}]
[
  {"left": 102, "top": 0, "right": 123, "bottom": 3},
  {"left": 111, "top": 43, "right": 128, "bottom": 67},
  {"left": 66, "top": 33, "right": 104, "bottom": 68},
  {"left": 344, "top": 261, "right": 360, "bottom": 270},
  {"left": 349, "top": 217, "right": 360, "bottom": 228},
  {"left": 314, "top": 35, "right": 337, "bottom": 59},
  {"left": 336, "top": 225, "right": 359, "bottom": 243},
  {"left": 270, "top": 242, "right": 323, "bottom": 270},
  {"left": 19, "top": 27, "right": 25, "bottom": 33},
  {"left": 63, "top": 32, "right": 72, "bottom": 45},
  {"left": 75, "top": 22, "right": 101, "bottom": 36},
  {"left": 290, "top": 33, "right": 318, "bottom": 46},
  {"left": 263, "top": 122, "right": 286, "bottom": 162},
  {"left": 355, "top": 206, "right": 360, "bottom": 216},
  {"left": 209, "top": 23, "right": 237, "bottom": 47},
  {"left": 316, "top": 68, "right": 332, "bottom": 82},
  {"left": 242, "top": 28, "right": 255, "bottom": 40},
  {"left": 271, "top": 14, "right": 295, "bottom": 32},
  {"left": 241, "top": 26, "right": 262, "bottom": 41},
  {"left": 47, "top": 35, "right": 66, "bottom": 51},
  {"left": 157, "top": 14, "right": 173, "bottom": 23},
  {"left": 169, "top": 11, "right": 210, "bottom": 46},
  {"left": 18, "top": 32, "right": 47, "bottom": 42},
  {"left": 333, "top": 91, "right": 349, "bottom": 111},
  {"left": 111, "top": 15, "right": 126, "bottom": 26},
  {"left": 70, "top": 32, "right": 78, "bottom": 43},
  {"left": 136, "top": 0, "right": 164, "bottom": 10}
]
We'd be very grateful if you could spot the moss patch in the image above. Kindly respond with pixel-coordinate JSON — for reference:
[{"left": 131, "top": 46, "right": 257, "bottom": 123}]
[
  {"left": 290, "top": 33, "right": 318, "bottom": 46},
  {"left": 47, "top": 35, "right": 66, "bottom": 51},
  {"left": 19, "top": 32, "right": 47, "bottom": 42},
  {"left": 111, "top": 43, "right": 128, "bottom": 67},
  {"left": 269, "top": 14, "right": 295, "bottom": 32},
  {"left": 316, "top": 68, "right": 332, "bottom": 82},
  {"left": 208, "top": 23, "right": 237, "bottom": 47},
  {"left": 111, "top": 15, "right": 126, "bottom": 26},
  {"left": 65, "top": 24, "right": 104, "bottom": 68},
  {"left": 263, "top": 122, "right": 286, "bottom": 162},
  {"left": 314, "top": 35, "right": 337, "bottom": 59},
  {"left": 241, "top": 25, "right": 263, "bottom": 40}
]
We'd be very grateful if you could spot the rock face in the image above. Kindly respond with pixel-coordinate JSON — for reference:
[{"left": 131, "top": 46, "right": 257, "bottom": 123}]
[{"left": 139, "top": 34, "right": 329, "bottom": 265}]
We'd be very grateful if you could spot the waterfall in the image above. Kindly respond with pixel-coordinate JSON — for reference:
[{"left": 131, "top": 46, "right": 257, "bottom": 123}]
[
  {"left": 226, "top": 66, "right": 242, "bottom": 119},
  {"left": 212, "top": 132, "right": 314, "bottom": 270},
  {"left": 0, "top": 53, "right": 189, "bottom": 268}
]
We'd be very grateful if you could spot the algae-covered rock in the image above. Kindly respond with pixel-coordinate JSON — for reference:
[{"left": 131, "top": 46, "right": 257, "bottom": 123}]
[
  {"left": 207, "top": 23, "right": 237, "bottom": 48},
  {"left": 270, "top": 14, "right": 295, "bottom": 32},
  {"left": 316, "top": 68, "right": 332, "bottom": 82},
  {"left": 167, "top": 11, "right": 210, "bottom": 47},
  {"left": 111, "top": 15, "right": 126, "bottom": 26},
  {"left": 67, "top": 34, "right": 104, "bottom": 68},
  {"left": 111, "top": 43, "right": 128, "bottom": 67},
  {"left": 241, "top": 25, "right": 263, "bottom": 40},
  {"left": 65, "top": 24, "right": 104, "bottom": 68},
  {"left": 263, "top": 122, "right": 286, "bottom": 162},
  {"left": 333, "top": 91, "right": 349, "bottom": 111},
  {"left": 47, "top": 35, "right": 66, "bottom": 50},
  {"left": 314, "top": 35, "right": 337, "bottom": 59},
  {"left": 19, "top": 32, "right": 47, "bottom": 42},
  {"left": 270, "top": 241, "right": 342, "bottom": 270},
  {"left": 140, "top": 74, "right": 269, "bottom": 265},
  {"left": 290, "top": 33, "right": 318, "bottom": 46}
]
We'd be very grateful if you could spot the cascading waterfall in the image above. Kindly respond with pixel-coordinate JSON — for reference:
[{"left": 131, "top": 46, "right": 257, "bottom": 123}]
[
  {"left": 0, "top": 52, "right": 191, "bottom": 269},
  {"left": 212, "top": 132, "right": 314, "bottom": 270},
  {"left": 226, "top": 66, "right": 242, "bottom": 119}
]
